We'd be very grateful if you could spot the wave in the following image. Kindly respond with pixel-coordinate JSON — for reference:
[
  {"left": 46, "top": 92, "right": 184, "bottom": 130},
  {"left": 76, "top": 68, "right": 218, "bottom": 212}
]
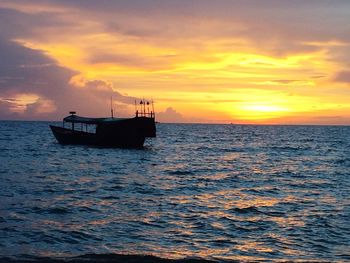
[
  {"left": 231, "top": 206, "right": 261, "bottom": 214},
  {"left": 167, "top": 170, "right": 195, "bottom": 175},
  {"left": 0, "top": 254, "right": 219, "bottom": 263}
]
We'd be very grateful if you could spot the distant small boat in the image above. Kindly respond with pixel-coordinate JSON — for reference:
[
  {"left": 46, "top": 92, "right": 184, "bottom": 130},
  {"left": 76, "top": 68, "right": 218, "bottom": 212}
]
[{"left": 50, "top": 102, "right": 156, "bottom": 148}]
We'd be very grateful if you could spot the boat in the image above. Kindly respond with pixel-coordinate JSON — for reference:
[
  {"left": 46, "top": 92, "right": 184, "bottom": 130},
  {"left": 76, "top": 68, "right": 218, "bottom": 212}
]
[{"left": 50, "top": 101, "right": 156, "bottom": 148}]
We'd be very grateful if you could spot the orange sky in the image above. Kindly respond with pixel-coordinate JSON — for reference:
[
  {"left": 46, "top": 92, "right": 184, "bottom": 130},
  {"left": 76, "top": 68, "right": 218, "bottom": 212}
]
[{"left": 0, "top": 1, "right": 350, "bottom": 124}]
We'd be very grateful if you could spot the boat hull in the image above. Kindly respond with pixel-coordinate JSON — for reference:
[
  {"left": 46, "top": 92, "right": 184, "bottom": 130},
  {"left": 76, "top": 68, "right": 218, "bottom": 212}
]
[{"left": 50, "top": 125, "right": 146, "bottom": 148}]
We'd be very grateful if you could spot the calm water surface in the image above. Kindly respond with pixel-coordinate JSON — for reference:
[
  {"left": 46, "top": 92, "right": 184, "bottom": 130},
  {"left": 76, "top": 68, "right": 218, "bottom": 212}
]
[{"left": 0, "top": 122, "right": 349, "bottom": 261}]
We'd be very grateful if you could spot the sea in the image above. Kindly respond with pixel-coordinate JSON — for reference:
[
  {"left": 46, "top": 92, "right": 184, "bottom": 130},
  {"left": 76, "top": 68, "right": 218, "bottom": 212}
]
[{"left": 0, "top": 121, "right": 349, "bottom": 262}]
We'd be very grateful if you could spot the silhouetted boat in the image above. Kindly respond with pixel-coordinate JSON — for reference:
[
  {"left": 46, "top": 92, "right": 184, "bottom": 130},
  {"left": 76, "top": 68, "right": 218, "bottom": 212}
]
[{"left": 50, "top": 103, "right": 156, "bottom": 148}]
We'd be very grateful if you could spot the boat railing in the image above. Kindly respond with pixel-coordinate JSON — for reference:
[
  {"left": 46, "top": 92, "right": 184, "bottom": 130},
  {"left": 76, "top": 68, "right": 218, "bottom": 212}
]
[
  {"left": 135, "top": 110, "right": 155, "bottom": 118},
  {"left": 134, "top": 99, "right": 155, "bottom": 119}
]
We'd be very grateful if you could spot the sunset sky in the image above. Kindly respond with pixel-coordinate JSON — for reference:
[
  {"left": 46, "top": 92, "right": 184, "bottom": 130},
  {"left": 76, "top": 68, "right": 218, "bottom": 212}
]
[{"left": 0, "top": 0, "right": 350, "bottom": 124}]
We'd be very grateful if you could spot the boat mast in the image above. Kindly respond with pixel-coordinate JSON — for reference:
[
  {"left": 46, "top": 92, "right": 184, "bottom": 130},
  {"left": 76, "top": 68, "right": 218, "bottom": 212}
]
[
  {"left": 147, "top": 101, "right": 150, "bottom": 116},
  {"left": 139, "top": 100, "right": 143, "bottom": 117},
  {"left": 151, "top": 99, "right": 155, "bottom": 119},
  {"left": 143, "top": 98, "right": 146, "bottom": 116},
  {"left": 110, "top": 96, "right": 114, "bottom": 118},
  {"left": 134, "top": 100, "right": 137, "bottom": 117}
]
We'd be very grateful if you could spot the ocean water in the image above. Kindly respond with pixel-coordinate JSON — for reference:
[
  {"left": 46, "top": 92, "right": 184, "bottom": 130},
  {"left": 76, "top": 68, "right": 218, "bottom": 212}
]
[{"left": 0, "top": 121, "right": 349, "bottom": 262}]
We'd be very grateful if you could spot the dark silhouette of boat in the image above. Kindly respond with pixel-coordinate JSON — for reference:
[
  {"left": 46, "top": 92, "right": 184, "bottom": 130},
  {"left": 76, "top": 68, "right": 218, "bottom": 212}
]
[{"left": 50, "top": 101, "right": 156, "bottom": 148}]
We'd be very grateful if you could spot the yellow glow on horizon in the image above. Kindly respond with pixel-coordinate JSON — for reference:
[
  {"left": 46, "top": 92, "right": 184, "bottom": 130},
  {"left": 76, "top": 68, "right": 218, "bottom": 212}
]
[{"left": 241, "top": 104, "right": 290, "bottom": 113}]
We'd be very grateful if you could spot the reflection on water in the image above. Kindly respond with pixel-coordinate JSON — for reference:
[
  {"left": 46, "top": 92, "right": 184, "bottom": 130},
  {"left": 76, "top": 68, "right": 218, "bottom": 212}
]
[{"left": 0, "top": 122, "right": 350, "bottom": 261}]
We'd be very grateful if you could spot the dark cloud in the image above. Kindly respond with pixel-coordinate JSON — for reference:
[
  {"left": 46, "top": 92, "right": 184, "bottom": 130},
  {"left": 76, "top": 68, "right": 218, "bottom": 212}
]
[
  {"left": 0, "top": 39, "right": 53, "bottom": 70},
  {"left": 0, "top": 7, "right": 73, "bottom": 41},
  {"left": 0, "top": 39, "right": 74, "bottom": 100},
  {"left": 0, "top": 100, "right": 20, "bottom": 119}
]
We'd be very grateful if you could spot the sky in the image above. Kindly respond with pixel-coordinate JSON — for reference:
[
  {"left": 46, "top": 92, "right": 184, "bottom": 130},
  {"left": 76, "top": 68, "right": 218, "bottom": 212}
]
[{"left": 0, "top": 0, "right": 350, "bottom": 124}]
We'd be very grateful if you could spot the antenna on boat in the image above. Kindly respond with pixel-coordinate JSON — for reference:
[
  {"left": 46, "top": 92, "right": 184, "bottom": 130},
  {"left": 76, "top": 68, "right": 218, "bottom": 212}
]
[
  {"left": 140, "top": 100, "right": 143, "bottom": 117},
  {"left": 140, "top": 98, "right": 143, "bottom": 116},
  {"left": 146, "top": 101, "right": 150, "bottom": 115},
  {"left": 143, "top": 98, "right": 146, "bottom": 116},
  {"left": 110, "top": 96, "right": 114, "bottom": 118},
  {"left": 151, "top": 99, "right": 155, "bottom": 118}
]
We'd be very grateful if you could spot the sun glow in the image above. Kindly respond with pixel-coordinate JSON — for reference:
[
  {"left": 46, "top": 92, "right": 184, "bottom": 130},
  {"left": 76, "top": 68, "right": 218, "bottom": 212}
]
[{"left": 241, "top": 104, "right": 290, "bottom": 113}]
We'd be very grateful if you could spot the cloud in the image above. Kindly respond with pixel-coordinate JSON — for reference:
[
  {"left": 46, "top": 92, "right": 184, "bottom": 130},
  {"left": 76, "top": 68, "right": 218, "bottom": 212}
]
[
  {"left": 0, "top": 39, "right": 139, "bottom": 120},
  {"left": 2, "top": 1, "right": 349, "bottom": 70},
  {"left": 0, "top": 6, "right": 72, "bottom": 41},
  {"left": 156, "top": 107, "right": 185, "bottom": 123},
  {"left": 3, "top": 0, "right": 350, "bottom": 55},
  {"left": 0, "top": 99, "right": 20, "bottom": 119},
  {"left": 70, "top": 76, "right": 139, "bottom": 104},
  {"left": 0, "top": 1, "right": 350, "bottom": 123},
  {"left": 335, "top": 71, "right": 350, "bottom": 84},
  {"left": 25, "top": 98, "right": 57, "bottom": 114}
]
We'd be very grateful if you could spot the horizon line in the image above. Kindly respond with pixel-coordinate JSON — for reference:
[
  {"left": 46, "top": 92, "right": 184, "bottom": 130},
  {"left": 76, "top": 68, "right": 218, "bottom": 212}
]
[{"left": 0, "top": 118, "right": 349, "bottom": 126}]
